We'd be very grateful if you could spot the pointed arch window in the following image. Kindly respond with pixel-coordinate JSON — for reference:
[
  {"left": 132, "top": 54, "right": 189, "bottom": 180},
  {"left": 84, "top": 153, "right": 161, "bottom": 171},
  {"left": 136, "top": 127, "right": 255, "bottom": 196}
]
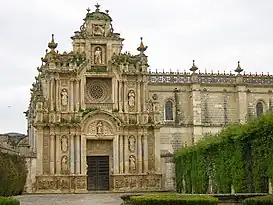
[
  {"left": 256, "top": 102, "right": 264, "bottom": 117},
  {"left": 165, "top": 100, "right": 174, "bottom": 121}
]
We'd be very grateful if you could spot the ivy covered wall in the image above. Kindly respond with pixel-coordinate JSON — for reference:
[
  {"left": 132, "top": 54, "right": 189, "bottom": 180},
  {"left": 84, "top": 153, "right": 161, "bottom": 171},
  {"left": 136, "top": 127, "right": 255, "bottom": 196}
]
[{"left": 174, "top": 112, "right": 273, "bottom": 194}]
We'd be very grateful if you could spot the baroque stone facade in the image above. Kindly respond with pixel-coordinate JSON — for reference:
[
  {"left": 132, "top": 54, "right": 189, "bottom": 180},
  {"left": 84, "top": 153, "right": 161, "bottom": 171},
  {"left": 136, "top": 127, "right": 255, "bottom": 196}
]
[{"left": 26, "top": 4, "right": 273, "bottom": 193}]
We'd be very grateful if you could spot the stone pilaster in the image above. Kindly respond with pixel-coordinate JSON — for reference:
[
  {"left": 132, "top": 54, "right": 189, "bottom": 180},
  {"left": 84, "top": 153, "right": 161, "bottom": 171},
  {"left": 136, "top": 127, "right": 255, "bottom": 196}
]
[
  {"left": 70, "top": 79, "right": 74, "bottom": 112},
  {"left": 118, "top": 80, "right": 123, "bottom": 112},
  {"left": 113, "top": 135, "right": 119, "bottom": 174},
  {"left": 56, "top": 78, "right": 60, "bottom": 111},
  {"left": 124, "top": 135, "right": 129, "bottom": 173},
  {"left": 119, "top": 135, "right": 124, "bottom": 173},
  {"left": 75, "top": 79, "right": 80, "bottom": 111},
  {"left": 137, "top": 80, "right": 141, "bottom": 112},
  {"left": 49, "top": 133, "right": 55, "bottom": 175},
  {"left": 70, "top": 133, "right": 75, "bottom": 174},
  {"left": 124, "top": 80, "right": 128, "bottom": 113},
  {"left": 75, "top": 135, "right": 81, "bottom": 174},
  {"left": 137, "top": 134, "right": 143, "bottom": 173},
  {"left": 80, "top": 135, "right": 86, "bottom": 175},
  {"left": 237, "top": 85, "right": 247, "bottom": 124},
  {"left": 55, "top": 134, "right": 61, "bottom": 174},
  {"left": 36, "top": 128, "right": 43, "bottom": 175},
  {"left": 191, "top": 83, "right": 202, "bottom": 144},
  {"left": 80, "top": 78, "right": 85, "bottom": 110},
  {"left": 50, "top": 78, "right": 54, "bottom": 111},
  {"left": 143, "top": 134, "right": 148, "bottom": 173},
  {"left": 154, "top": 129, "right": 161, "bottom": 173}
]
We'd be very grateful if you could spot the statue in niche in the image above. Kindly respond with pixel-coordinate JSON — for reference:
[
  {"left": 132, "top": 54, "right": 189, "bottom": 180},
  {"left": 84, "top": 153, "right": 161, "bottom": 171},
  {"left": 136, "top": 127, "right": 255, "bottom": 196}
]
[
  {"left": 96, "top": 121, "right": 103, "bottom": 135},
  {"left": 129, "top": 155, "right": 136, "bottom": 172},
  {"left": 61, "top": 136, "right": 68, "bottom": 152},
  {"left": 128, "top": 90, "right": 135, "bottom": 107},
  {"left": 94, "top": 47, "right": 102, "bottom": 64},
  {"left": 93, "top": 24, "right": 105, "bottom": 36},
  {"left": 128, "top": 136, "right": 136, "bottom": 152},
  {"left": 61, "top": 155, "right": 68, "bottom": 173},
  {"left": 61, "top": 88, "right": 68, "bottom": 106}
]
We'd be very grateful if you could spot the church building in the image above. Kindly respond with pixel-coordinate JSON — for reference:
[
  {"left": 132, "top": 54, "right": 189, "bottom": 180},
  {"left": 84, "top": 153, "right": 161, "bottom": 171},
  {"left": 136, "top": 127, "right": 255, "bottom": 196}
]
[{"left": 26, "top": 4, "right": 273, "bottom": 193}]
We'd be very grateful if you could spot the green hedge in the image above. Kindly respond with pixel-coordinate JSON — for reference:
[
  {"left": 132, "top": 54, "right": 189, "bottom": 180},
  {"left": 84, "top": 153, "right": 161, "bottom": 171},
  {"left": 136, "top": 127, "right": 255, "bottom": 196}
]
[
  {"left": 243, "top": 195, "right": 273, "bottom": 205},
  {"left": 175, "top": 112, "right": 273, "bottom": 194},
  {"left": 0, "top": 152, "right": 27, "bottom": 196},
  {"left": 0, "top": 196, "right": 20, "bottom": 205},
  {"left": 130, "top": 194, "right": 218, "bottom": 205}
]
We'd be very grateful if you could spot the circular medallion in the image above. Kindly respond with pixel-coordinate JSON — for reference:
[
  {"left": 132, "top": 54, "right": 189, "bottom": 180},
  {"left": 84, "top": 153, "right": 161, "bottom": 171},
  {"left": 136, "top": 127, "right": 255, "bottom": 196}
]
[{"left": 90, "top": 85, "right": 104, "bottom": 99}]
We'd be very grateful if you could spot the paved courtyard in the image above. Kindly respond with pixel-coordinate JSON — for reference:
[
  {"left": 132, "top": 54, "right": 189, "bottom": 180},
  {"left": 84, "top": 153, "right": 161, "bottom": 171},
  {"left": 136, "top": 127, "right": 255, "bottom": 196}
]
[{"left": 15, "top": 193, "right": 123, "bottom": 205}]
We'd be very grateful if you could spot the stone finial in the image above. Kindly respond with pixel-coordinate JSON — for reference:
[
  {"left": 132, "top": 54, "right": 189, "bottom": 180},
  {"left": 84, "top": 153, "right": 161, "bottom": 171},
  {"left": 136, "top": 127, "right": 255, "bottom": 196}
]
[
  {"left": 95, "top": 3, "right": 100, "bottom": 12},
  {"left": 86, "top": 7, "right": 90, "bottom": 13},
  {"left": 189, "top": 60, "right": 198, "bottom": 72},
  {"left": 234, "top": 61, "right": 243, "bottom": 74},
  {"left": 48, "top": 34, "right": 58, "bottom": 50},
  {"left": 137, "top": 37, "right": 148, "bottom": 54}
]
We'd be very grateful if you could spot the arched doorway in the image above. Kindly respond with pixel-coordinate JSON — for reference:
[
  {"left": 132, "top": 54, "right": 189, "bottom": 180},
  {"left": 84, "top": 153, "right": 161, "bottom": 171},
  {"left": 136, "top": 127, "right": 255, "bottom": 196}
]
[{"left": 81, "top": 111, "right": 120, "bottom": 191}]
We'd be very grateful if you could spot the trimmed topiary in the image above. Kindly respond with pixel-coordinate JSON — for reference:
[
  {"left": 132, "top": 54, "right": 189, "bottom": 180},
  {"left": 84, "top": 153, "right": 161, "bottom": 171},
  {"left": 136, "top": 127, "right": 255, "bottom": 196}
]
[
  {"left": 0, "top": 196, "right": 20, "bottom": 205},
  {"left": 243, "top": 195, "right": 273, "bottom": 205}
]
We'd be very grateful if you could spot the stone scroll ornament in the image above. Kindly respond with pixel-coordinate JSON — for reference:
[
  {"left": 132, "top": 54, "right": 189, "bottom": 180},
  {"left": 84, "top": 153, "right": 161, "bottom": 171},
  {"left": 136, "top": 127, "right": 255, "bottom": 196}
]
[{"left": 128, "top": 90, "right": 135, "bottom": 107}]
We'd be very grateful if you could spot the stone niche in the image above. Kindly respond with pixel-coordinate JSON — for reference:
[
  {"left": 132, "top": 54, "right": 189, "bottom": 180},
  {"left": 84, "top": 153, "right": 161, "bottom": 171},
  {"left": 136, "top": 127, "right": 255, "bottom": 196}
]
[{"left": 35, "top": 175, "right": 87, "bottom": 193}]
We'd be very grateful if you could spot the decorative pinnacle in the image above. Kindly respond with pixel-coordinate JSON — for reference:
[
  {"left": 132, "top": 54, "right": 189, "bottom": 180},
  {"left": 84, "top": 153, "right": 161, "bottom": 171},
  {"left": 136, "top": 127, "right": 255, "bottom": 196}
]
[
  {"left": 95, "top": 3, "right": 100, "bottom": 12},
  {"left": 190, "top": 60, "right": 198, "bottom": 72},
  {"left": 234, "top": 61, "right": 243, "bottom": 74},
  {"left": 137, "top": 37, "right": 148, "bottom": 54},
  {"left": 48, "top": 34, "right": 58, "bottom": 50},
  {"left": 86, "top": 7, "right": 90, "bottom": 13}
]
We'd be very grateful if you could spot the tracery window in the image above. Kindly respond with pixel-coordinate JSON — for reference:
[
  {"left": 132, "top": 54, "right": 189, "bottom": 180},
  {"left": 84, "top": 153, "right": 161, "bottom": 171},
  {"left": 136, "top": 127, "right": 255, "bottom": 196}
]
[
  {"left": 256, "top": 102, "right": 264, "bottom": 117},
  {"left": 165, "top": 100, "right": 174, "bottom": 121}
]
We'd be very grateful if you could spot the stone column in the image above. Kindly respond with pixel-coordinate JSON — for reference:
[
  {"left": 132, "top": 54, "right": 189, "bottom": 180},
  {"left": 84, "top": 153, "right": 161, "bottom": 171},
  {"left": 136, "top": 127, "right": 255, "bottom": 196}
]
[
  {"left": 137, "top": 135, "right": 143, "bottom": 173},
  {"left": 55, "top": 134, "right": 61, "bottom": 174},
  {"left": 115, "top": 79, "right": 119, "bottom": 109},
  {"left": 143, "top": 78, "right": 147, "bottom": 111},
  {"left": 75, "top": 79, "right": 80, "bottom": 111},
  {"left": 124, "top": 80, "right": 128, "bottom": 113},
  {"left": 50, "top": 133, "right": 55, "bottom": 174},
  {"left": 119, "top": 135, "right": 124, "bottom": 173},
  {"left": 118, "top": 80, "right": 123, "bottom": 111},
  {"left": 70, "top": 79, "right": 74, "bottom": 112},
  {"left": 76, "top": 135, "right": 81, "bottom": 174},
  {"left": 124, "top": 135, "right": 129, "bottom": 173},
  {"left": 80, "top": 79, "right": 85, "bottom": 110},
  {"left": 80, "top": 135, "right": 86, "bottom": 175},
  {"left": 36, "top": 128, "right": 43, "bottom": 175},
  {"left": 113, "top": 136, "right": 119, "bottom": 174},
  {"left": 137, "top": 80, "right": 141, "bottom": 112},
  {"left": 143, "top": 134, "right": 148, "bottom": 173},
  {"left": 46, "top": 79, "right": 50, "bottom": 100},
  {"left": 70, "top": 134, "right": 75, "bottom": 174},
  {"left": 112, "top": 78, "right": 116, "bottom": 109},
  {"left": 56, "top": 78, "right": 60, "bottom": 111},
  {"left": 50, "top": 78, "right": 54, "bottom": 111}
]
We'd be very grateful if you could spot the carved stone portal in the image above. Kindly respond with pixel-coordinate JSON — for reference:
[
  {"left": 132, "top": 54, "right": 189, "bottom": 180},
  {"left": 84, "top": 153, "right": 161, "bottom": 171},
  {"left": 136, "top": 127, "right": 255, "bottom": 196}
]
[{"left": 128, "top": 135, "right": 136, "bottom": 152}]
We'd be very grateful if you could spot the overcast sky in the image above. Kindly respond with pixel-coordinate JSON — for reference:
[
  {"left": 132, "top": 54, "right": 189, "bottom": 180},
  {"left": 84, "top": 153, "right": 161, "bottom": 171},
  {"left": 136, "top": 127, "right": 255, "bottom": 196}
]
[{"left": 0, "top": 0, "right": 273, "bottom": 134}]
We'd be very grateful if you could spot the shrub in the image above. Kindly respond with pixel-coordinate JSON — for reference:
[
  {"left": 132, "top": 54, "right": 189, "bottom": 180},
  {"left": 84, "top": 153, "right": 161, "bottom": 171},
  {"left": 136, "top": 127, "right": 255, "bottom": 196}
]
[
  {"left": 243, "top": 195, "right": 273, "bottom": 205},
  {"left": 130, "top": 194, "right": 218, "bottom": 205},
  {"left": 0, "top": 152, "right": 27, "bottom": 196},
  {"left": 0, "top": 196, "right": 20, "bottom": 205}
]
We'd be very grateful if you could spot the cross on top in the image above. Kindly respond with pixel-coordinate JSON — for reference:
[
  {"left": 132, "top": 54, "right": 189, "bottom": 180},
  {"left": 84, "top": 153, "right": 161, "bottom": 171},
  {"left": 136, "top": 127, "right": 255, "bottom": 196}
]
[{"left": 95, "top": 3, "right": 100, "bottom": 11}]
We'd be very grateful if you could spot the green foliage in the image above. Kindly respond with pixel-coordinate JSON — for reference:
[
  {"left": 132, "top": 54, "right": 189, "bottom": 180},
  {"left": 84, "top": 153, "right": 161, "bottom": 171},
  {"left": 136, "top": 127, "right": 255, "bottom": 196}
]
[
  {"left": 0, "top": 196, "right": 20, "bottom": 205},
  {"left": 243, "top": 195, "right": 273, "bottom": 205},
  {"left": 0, "top": 152, "right": 27, "bottom": 196},
  {"left": 175, "top": 112, "right": 273, "bottom": 194},
  {"left": 80, "top": 107, "right": 99, "bottom": 116},
  {"left": 130, "top": 194, "right": 218, "bottom": 205}
]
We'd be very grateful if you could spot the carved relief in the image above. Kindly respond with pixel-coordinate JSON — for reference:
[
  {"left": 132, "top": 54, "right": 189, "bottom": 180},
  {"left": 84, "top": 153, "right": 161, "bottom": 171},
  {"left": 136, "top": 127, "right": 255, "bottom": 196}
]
[
  {"left": 61, "top": 88, "right": 68, "bottom": 106},
  {"left": 93, "top": 24, "right": 105, "bottom": 36},
  {"left": 85, "top": 79, "right": 110, "bottom": 103},
  {"left": 128, "top": 90, "right": 135, "bottom": 107},
  {"left": 152, "top": 93, "right": 158, "bottom": 100},
  {"left": 87, "top": 120, "right": 113, "bottom": 136},
  {"left": 128, "top": 135, "right": 136, "bottom": 152},
  {"left": 61, "top": 135, "right": 68, "bottom": 153},
  {"left": 76, "top": 176, "right": 87, "bottom": 190},
  {"left": 147, "top": 134, "right": 155, "bottom": 172},
  {"left": 61, "top": 155, "right": 68, "bottom": 174},
  {"left": 129, "top": 155, "right": 136, "bottom": 173},
  {"left": 36, "top": 178, "right": 55, "bottom": 190},
  {"left": 128, "top": 81, "right": 136, "bottom": 88}
]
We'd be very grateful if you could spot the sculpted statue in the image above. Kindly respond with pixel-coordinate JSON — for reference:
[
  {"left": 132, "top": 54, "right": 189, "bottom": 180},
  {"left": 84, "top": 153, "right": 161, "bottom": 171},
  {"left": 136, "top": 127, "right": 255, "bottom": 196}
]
[
  {"left": 61, "top": 136, "right": 68, "bottom": 152},
  {"left": 129, "top": 155, "right": 136, "bottom": 172},
  {"left": 96, "top": 121, "right": 103, "bottom": 135},
  {"left": 128, "top": 136, "right": 136, "bottom": 152},
  {"left": 61, "top": 88, "right": 68, "bottom": 106},
  {"left": 93, "top": 24, "right": 105, "bottom": 36},
  {"left": 128, "top": 90, "right": 135, "bottom": 107},
  {"left": 94, "top": 47, "right": 102, "bottom": 64},
  {"left": 61, "top": 155, "right": 68, "bottom": 173}
]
